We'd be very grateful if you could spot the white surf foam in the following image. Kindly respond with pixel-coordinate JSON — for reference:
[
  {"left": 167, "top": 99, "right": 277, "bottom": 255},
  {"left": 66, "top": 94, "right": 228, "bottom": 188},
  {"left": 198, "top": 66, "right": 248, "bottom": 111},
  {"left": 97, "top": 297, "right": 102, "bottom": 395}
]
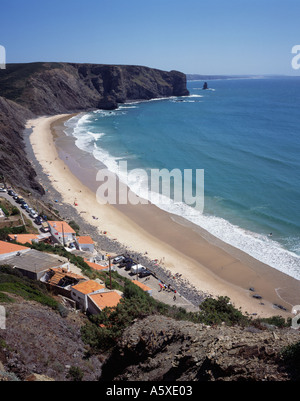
[
  {"left": 65, "top": 112, "right": 300, "bottom": 281},
  {"left": 92, "top": 139, "right": 300, "bottom": 279}
]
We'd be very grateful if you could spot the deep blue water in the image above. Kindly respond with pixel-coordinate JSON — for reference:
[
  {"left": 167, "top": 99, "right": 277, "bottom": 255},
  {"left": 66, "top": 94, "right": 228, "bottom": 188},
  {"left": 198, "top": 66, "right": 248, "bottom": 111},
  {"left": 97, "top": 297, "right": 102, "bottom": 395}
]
[{"left": 65, "top": 78, "right": 300, "bottom": 279}]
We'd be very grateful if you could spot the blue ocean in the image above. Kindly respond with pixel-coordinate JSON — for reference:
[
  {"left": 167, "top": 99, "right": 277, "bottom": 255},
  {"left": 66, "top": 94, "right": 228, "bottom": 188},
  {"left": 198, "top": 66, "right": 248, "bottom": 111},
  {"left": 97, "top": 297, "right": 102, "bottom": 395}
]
[{"left": 64, "top": 78, "right": 300, "bottom": 279}]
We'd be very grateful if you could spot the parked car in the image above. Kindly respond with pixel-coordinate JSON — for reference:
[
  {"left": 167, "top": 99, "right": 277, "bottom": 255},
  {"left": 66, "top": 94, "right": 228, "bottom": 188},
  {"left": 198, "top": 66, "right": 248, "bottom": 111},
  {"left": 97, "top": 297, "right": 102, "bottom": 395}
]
[
  {"left": 21, "top": 202, "right": 29, "bottom": 209},
  {"left": 125, "top": 263, "right": 135, "bottom": 271},
  {"left": 29, "top": 210, "right": 38, "bottom": 219},
  {"left": 26, "top": 208, "right": 34, "bottom": 214},
  {"left": 118, "top": 257, "right": 134, "bottom": 267},
  {"left": 0, "top": 187, "right": 7, "bottom": 192},
  {"left": 16, "top": 197, "right": 25, "bottom": 204},
  {"left": 139, "top": 268, "right": 152, "bottom": 278},
  {"left": 7, "top": 190, "right": 15, "bottom": 196},
  {"left": 41, "top": 222, "right": 50, "bottom": 232},
  {"left": 34, "top": 216, "right": 43, "bottom": 225},
  {"left": 113, "top": 256, "right": 125, "bottom": 264},
  {"left": 124, "top": 257, "right": 134, "bottom": 264},
  {"left": 13, "top": 195, "right": 19, "bottom": 201}
]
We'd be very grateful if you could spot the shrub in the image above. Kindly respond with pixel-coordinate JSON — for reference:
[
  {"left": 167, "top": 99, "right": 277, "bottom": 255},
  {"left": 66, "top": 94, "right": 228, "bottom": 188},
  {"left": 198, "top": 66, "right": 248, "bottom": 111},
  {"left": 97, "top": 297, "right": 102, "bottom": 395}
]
[
  {"left": 67, "top": 366, "right": 84, "bottom": 381},
  {"left": 281, "top": 341, "right": 300, "bottom": 379},
  {"left": 57, "top": 304, "right": 69, "bottom": 318},
  {"left": 0, "top": 225, "right": 27, "bottom": 241},
  {"left": 0, "top": 203, "right": 9, "bottom": 216},
  {"left": 253, "top": 315, "right": 288, "bottom": 329},
  {"left": 10, "top": 206, "right": 20, "bottom": 216},
  {"left": 68, "top": 220, "right": 80, "bottom": 234},
  {"left": 198, "top": 296, "right": 250, "bottom": 326}
]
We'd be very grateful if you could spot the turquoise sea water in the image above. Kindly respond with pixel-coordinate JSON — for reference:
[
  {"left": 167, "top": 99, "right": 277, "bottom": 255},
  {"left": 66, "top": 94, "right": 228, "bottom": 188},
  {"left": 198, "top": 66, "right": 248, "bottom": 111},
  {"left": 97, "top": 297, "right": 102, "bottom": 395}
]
[{"left": 64, "top": 78, "right": 300, "bottom": 279}]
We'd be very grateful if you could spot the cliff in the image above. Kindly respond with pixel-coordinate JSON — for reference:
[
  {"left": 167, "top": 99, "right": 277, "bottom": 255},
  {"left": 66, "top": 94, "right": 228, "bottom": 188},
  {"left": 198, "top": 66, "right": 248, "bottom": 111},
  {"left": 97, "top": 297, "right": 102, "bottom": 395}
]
[
  {"left": 1, "top": 303, "right": 299, "bottom": 382},
  {"left": 0, "top": 62, "right": 189, "bottom": 192}
]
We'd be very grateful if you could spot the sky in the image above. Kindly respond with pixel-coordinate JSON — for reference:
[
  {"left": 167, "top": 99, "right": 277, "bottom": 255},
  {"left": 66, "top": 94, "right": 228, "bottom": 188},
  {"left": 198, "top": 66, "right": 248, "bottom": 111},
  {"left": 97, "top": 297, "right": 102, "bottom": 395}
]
[{"left": 1, "top": 0, "right": 300, "bottom": 75}]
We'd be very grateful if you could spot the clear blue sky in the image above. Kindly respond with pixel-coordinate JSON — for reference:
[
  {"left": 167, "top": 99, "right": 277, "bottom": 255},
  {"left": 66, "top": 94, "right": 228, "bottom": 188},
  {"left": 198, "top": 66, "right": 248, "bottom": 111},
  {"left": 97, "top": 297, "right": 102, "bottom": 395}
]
[{"left": 1, "top": 0, "right": 300, "bottom": 75}]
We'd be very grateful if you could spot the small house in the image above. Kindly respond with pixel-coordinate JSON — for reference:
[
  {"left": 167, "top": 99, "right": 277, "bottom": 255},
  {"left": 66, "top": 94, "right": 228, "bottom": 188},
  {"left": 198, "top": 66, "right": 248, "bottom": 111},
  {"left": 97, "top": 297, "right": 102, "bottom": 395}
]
[
  {"left": 87, "top": 291, "right": 122, "bottom": 315},
  {"left": 8, "top": 233, "right": 51, "bottom": 245},
  {"left": 48, "top": 221, "right": 76, "bottom": 245},
  {"left": 0, "top": 240, "right": 29, "bottom": 261},
  {"left": 1, "top": 248, "right": 68, "bottom": 280},
  {"left": 76, "top": 236, "right": 94, "bottom": 252},
  {"left": 71, "top": 280, "right": 105, "bottom": 311}
]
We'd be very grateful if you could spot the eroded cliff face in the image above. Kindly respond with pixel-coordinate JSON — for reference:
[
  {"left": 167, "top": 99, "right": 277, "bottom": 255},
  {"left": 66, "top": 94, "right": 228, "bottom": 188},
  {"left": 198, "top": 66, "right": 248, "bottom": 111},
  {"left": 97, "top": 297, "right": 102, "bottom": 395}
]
[
  {"left": 0, "top": 62, "right": 189, "bottom": 192},
  {"left": 0, "top": 96, "right": 43, "bottom": 193},
  {"left": 0, "top": 63, "right": 189, "bottom": 114}
]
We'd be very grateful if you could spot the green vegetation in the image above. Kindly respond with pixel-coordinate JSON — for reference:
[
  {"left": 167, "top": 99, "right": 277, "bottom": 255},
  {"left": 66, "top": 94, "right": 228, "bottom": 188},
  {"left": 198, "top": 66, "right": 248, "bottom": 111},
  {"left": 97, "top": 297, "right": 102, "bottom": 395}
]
[
  {"left": 0, "top": 203, "right": 9, "bottom": 216},
  {"left": 0, "top": 199, "right": 20, "bottom": 217},
  {"left": 68, "top": 220, "right": 80, "bottom": 235},
  {"left": 196, "top": 296, "right": 250, "bottom": 326},
  {"left": 67, "top": 366, "right": 84, "bottom": 381},
  {"left": 10, "top": 206, "right": 20, "bottom": 216},
  {"left": 0, "top": 225, "right": 27, "bottom": 241},
  {"left": 253, "top": 315, "right": 290, "bottom": 329},
  {"left": 281, "top": 341, "right": 300, "bottom": 379},
  {"left": 0, "top": 264, "right": 58, "bottom": 309}
]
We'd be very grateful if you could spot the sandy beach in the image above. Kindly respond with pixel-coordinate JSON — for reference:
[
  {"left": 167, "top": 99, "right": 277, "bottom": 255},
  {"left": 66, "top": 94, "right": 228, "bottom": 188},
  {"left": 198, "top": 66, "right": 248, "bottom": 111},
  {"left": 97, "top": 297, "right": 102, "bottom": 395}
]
[{"left": 26, "top": 113, "right": 300, "bottom": 318}]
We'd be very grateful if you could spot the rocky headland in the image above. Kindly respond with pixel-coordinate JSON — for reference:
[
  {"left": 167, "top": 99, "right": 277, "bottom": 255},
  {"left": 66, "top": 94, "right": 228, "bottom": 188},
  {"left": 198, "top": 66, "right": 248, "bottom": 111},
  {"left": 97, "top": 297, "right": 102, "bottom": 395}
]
[{"left": 0, "top": 62, "right": 189, "bottom": 193}]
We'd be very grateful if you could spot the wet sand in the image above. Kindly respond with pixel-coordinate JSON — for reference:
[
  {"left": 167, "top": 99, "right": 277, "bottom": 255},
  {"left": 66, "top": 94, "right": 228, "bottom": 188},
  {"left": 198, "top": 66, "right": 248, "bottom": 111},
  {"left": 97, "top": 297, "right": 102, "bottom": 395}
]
[{"left": 26, "top": 113, "right": 300, "bottom": 318}]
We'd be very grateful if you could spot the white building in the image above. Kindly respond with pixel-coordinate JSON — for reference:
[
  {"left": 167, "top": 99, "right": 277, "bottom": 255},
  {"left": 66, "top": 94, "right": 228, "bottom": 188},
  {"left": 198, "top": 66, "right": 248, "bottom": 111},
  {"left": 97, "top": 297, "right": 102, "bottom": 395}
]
[
  {"left": 75, "top": 236, "right": 94, "bottom": 252},
  {"left": 48, "top": 221, "right": 76, "bottom": 245}
]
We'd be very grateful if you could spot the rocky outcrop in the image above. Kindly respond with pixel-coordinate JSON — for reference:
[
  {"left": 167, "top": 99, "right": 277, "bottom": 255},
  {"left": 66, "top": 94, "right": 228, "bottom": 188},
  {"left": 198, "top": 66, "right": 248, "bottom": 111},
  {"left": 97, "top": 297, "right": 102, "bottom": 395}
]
[
  {"left": 100, "top": 315, "right": 300, "bottom": 381},
  {"left": 0, "top": 62, "right": 189, "bottom": 192}
]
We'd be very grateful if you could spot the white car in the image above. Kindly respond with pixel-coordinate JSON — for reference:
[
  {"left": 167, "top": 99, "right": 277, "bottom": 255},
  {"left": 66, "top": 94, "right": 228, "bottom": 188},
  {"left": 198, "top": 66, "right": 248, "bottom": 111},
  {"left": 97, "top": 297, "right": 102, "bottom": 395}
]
[
  {"left": 29, "top": 210, "right": 38, "bottom": 219},
  {"left": 0, "top": 188, "right": 7, "bottom": 192},
  {"left": 113, "top": 256, "right": 125, "bottom": 264}
]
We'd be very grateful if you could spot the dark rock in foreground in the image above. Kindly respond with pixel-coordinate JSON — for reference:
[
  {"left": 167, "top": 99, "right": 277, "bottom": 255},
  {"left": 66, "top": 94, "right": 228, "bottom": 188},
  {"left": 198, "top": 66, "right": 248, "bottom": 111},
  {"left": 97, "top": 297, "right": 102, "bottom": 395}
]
[{"left": 100, "top": 315, "right": 300, "bottom": 381}]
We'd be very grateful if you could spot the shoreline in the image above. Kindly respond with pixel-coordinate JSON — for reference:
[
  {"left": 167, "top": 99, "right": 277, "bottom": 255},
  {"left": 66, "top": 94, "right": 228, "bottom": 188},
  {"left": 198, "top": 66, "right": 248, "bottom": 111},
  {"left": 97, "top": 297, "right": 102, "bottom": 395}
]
[{"left": 26, "top": 113, "right": 300, "bottom": 318}]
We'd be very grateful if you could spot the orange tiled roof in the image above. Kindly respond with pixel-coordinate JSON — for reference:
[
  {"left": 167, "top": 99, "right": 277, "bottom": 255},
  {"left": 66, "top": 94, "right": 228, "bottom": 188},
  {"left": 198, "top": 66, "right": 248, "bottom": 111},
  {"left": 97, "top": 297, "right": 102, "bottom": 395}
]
[
  {"left": 8, "top": 234, "right": 39, "bottom": 245},
  {"left": 0, "top": 240, "right": 29, "bottom": 255},
  {"left": 89, "top": 291, "right": 121, "bottom": 310},
  {"left": 48, "top": 221, "right": 75, "bottom": 234},
  {"left": 77, "top": 236, "right": 94, "bottom": 244},
  {"left": 84, "top": 259, "right": 108, "bottom": 271},
  {"left": 72, "top": 280, "right": 104, "bottom": 295},
  {"left": 132, "top": 280, "right": 151, "bottom": 292}
]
